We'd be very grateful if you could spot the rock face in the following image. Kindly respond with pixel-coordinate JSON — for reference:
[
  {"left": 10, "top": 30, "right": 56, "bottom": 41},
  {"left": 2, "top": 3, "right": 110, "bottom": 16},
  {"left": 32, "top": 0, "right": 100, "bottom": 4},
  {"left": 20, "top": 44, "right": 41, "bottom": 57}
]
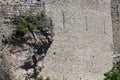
[{"left": 0, "top": 1, "right": 54, "bottom": 80}]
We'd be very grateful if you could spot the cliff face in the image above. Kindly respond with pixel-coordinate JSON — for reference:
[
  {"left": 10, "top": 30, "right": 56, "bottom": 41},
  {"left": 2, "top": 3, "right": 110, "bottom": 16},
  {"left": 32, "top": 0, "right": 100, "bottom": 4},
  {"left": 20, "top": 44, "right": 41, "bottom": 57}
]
[{"left": 0, "top": 1, "right": 54, "bottom": 80}]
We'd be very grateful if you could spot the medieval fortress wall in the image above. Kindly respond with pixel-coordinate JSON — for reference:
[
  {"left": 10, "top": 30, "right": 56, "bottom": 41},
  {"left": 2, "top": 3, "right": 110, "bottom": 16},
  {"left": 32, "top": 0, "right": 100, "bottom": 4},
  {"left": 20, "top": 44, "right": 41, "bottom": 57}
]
[
  {"left": 0, "top": 1, "right": 43, "bottom": 17},
  {"left": 0, "top": 0, "right": 117, "bottom": 80},
  {"left": 41, "top": 0, "right": 113, "bottom": 80}
]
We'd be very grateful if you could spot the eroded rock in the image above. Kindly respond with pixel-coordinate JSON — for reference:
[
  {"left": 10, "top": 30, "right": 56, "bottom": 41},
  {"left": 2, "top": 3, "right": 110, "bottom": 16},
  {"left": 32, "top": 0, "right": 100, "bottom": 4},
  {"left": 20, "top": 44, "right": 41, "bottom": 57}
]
[{"left": 0, "top": 1, "right": 54, "bottom": 80}]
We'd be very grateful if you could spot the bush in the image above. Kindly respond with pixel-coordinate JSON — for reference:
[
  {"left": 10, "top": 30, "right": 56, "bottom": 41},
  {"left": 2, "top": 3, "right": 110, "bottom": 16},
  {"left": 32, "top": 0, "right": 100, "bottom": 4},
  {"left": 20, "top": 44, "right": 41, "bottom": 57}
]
[
  {"left": 104, "top": 66, "right": 120, "bottom": 80},
  {"left": 36, "top": 75, "right": 50, "bottom": 80},
  {"left": 13, "top": 16, "right": 28, "bottom": 35},
  {"left": 36, "top": 14, "right": 42, "bottom": 21},
  {"left": 16, "top": 20, "right": 28, "bottom": 34},
  {"left": 14, "top": 14, "right": 42, "bottom": 34}
]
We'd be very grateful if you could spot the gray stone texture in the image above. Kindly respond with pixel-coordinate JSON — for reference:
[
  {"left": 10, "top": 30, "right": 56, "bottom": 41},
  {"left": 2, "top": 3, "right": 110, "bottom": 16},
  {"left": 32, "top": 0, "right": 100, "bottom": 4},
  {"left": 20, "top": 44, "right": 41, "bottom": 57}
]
[
  {"left": 0, "top": 0, "right": 118, "bottom": 80},
  {"left": 111, "top": 0, "right": 120, "bottom": 65},
  {"left": 40, "top": 0, "right": 113, "bottom": 80},
  {"left": 0, "top": 1, "right": 54, "bottom": 80}
]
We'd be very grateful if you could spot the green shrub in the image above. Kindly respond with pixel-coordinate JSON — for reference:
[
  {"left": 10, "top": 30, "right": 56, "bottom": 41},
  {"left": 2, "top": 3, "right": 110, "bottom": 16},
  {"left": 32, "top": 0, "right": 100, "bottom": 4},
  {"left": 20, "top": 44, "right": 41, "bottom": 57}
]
[
  {"left": 36, "top": 75, "right": 43, "bottom": 80},
  {"left": 13, "top": 16, "right": 28, "bottom": 34},
  {"left": 36, "top": 12, "right": 45, "bottom": 21},
  {"left": 104, "top": 66, "right": 120, "bottom": 80},
  {"left": 36, "top": 14, "right": 42, "bottom": 21},
  {"left": 13, "top": 13, "right": 48, "bottom": 36},
  {"left": 46, "top": 76, "right": 50, "bottom": 80},
  {"left": 36, "top": 75, "right": 50, "bottom": 80},
  {"left": 16, "top": 23, "right": 28, "bottom": 33}
]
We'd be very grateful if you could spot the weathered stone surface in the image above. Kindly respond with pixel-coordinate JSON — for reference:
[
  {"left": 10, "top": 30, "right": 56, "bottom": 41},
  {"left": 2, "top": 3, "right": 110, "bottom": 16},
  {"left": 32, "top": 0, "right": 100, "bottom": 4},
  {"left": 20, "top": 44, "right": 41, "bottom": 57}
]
[
  {"left": 40, "top": 0, "right": 113, "bottom": 80},
  {"left": 0, "top": 1, "right": 54, "bottom": 80},
  {"left": 111, "top": 0, "right": 120, "bottom": 65},
  {"left": 0, "top": 0, "right": 120, "bottom": 80}
]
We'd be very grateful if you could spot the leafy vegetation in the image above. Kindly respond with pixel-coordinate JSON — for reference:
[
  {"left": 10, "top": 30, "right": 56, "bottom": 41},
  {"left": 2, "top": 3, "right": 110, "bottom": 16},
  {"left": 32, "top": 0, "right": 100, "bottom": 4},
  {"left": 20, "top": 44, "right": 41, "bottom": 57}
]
[
  {"left": 36, "top": 75, "right": 50, "bottom": 80},
  {"left": 104, "top": 64, "right": 120, "bottom": 80},
  {"left": 13, "top": 13, "right": 45, "bottom": 36},
  {"left": 36, "top": 14, "right": 42, "bottom": 21},
  {"left": 16, "top": 20, "right": 28, "bottom": 34}
]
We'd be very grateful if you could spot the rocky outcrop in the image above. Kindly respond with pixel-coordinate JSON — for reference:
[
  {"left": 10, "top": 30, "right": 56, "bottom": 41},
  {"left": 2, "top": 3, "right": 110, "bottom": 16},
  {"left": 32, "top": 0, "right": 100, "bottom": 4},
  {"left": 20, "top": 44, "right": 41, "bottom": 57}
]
[{"left": 0, "top": 1, "right": 54, "bottom": 80}]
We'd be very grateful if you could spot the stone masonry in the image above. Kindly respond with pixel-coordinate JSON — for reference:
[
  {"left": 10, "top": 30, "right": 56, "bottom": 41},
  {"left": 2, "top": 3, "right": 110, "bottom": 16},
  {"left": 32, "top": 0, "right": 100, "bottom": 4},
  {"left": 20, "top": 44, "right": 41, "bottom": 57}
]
[
  {"left": 0, "top": 0, "right": 119, "bottom": 80},
  {"left": 41, "top": 0, "right": 113, "bottom": 80}
]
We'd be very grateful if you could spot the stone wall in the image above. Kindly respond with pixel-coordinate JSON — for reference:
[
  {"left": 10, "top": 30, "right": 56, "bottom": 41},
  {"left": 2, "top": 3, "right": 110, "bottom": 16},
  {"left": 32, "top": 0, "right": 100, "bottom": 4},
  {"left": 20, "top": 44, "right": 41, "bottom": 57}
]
[
  {"left": 0, "top": 1, "right": 44, "bottom": 17},
  {"left": 111, "top": 0, "right": 120, "bottom": 63},
  {"left": 40, "top": 0, "right": 113, "bottom": 80},
  {"left": 0, "top": 0, "right": 115, "bottom": 80}
]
